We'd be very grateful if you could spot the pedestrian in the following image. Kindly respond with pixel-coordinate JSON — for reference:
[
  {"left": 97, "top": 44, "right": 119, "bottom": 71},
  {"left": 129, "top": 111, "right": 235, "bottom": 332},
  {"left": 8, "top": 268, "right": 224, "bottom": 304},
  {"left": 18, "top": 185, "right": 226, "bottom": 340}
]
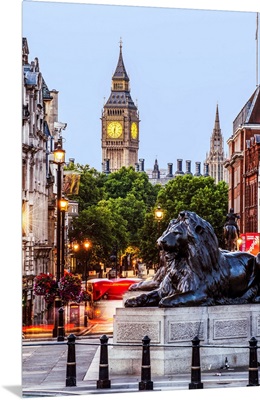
[
  {"left": 224, "top": 208, "right": 240, "bottom": 236},
  {"left": 146, "top": 263, "right": 150, "bottom": 275}
]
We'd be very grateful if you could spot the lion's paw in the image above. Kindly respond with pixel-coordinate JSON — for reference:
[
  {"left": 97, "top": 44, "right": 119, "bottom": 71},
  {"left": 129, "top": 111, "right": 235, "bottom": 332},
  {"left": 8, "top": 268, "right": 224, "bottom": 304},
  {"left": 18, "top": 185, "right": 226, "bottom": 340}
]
[
  {"left": 128, "top": 283, "right": 138, "bottom": 291},
  {"left": 159, "top": 295, "right": 180, "bottom": 307},
  {"left": 125, "top": 293, "right": 148, "bottom": 307}
]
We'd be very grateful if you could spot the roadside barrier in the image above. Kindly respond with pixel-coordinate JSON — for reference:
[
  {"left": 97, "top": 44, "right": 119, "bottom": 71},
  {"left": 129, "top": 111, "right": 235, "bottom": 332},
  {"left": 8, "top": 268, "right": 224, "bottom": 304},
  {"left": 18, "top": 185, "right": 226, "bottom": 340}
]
[
  {"left": 93, "top": 335, "right": 259, "bottom": 391},
  {"left": 96, "top": 334, "right": 111, "bottom": 389},
  {"left": 189, "top": 336, "right": 203, "bottom": 389},
  {"left": 23, "top": 334, "right": 260, "bottom": 390},
  {"left": 248, "top": 336, "right": 259, "bottom": 386},
  {"left": 139, "top": 335, "right": 153, "bottom": 390},
  {"left": 66, "top": 334, "right": 77, "bottom": 386}
]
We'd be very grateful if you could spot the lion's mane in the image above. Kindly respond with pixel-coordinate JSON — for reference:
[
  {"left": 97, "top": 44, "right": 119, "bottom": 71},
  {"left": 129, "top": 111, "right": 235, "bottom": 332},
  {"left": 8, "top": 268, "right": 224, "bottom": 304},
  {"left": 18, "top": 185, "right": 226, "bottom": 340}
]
[{"left": 156, "top": 211, "right": 230, "bottom": 299}]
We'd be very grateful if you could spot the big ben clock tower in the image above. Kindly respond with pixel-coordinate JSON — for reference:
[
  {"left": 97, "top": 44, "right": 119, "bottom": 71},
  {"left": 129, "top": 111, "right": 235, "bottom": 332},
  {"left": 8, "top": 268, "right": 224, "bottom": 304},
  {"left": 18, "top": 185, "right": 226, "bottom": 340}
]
[{"left": 101, "top": 40, "right": 140, "bottom": 172}]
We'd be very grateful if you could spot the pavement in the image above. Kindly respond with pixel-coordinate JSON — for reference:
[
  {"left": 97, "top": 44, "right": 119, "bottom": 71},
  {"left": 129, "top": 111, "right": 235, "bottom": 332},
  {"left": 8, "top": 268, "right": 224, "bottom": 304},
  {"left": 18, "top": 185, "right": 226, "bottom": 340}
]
[
  {"left": 21, "top": 271, "right": 260, "bottom": 397},
  {"left": 22, "top": 328, "right": 258, "bottom": 398}
]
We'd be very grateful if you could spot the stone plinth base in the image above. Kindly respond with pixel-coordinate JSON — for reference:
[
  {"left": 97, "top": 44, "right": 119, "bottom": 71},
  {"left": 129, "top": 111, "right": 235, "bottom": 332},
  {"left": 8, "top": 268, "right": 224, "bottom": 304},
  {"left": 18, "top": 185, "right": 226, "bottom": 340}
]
[{"left": 108, "top": 303, "right": 260, "bottom": 375}]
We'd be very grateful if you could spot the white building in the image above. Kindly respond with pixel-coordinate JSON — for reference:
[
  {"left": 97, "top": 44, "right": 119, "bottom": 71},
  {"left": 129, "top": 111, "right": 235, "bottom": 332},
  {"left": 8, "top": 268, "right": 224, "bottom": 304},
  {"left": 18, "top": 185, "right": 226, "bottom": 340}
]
[{"left": 22, "top": 38, "right": 67, "bottom": 326}]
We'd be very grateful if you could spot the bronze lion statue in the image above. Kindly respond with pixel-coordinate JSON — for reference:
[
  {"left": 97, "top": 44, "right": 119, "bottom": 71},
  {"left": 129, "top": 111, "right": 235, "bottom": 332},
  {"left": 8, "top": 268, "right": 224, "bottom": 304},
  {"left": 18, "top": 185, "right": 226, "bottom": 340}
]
[
  {"left": 128, "top": 250, "right": 169, "bottom": 292},
  {"left": 125, "top": 211, "right": 260, "bottom": 308}
]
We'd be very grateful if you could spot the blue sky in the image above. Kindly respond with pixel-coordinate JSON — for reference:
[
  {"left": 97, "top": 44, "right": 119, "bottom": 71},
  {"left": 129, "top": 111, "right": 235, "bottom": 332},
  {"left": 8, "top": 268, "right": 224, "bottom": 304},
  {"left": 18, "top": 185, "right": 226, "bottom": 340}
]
[
  {"left": 22, "top": 0, "right": 260, "bottom": 173},
  {"left": 1, "top": 2, "right": 260, "bottom": 400}
]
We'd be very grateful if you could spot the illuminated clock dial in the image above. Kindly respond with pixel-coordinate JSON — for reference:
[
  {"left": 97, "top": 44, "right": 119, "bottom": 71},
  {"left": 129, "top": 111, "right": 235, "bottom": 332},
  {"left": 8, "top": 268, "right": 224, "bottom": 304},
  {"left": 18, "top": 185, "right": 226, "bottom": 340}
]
[
  {"left": 107, "top": 121, "right": 123, "bottom": 138},
  {"left": 131, "top": 122, "right": 138, "bottom": 139}
]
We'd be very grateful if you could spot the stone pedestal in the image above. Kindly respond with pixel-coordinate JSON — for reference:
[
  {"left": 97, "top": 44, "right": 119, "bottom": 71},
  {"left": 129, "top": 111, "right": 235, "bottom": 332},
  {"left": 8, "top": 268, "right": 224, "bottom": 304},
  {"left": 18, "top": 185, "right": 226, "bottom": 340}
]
[{"left": 108, "top": 303, "right": 260, "bottom": 376}]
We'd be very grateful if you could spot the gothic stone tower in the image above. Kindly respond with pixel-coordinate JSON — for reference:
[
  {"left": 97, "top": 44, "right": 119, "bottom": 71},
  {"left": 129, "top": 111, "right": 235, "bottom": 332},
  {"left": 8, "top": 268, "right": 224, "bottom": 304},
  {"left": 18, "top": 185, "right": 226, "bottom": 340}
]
[
  {"left": 205, "top": 104, "right": 226, "bottom": 183},
  {"left": 101, "top": 41, "right": 140, "bottom": 172}
]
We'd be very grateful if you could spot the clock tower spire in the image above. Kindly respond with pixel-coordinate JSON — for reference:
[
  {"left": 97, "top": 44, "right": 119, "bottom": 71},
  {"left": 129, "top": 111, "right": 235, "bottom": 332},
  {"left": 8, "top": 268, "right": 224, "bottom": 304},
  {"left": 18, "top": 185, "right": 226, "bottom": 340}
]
[
  {"left": 101, "top": 41, "right": 140, "bottom": 172},
  {"left": 205, "top": 104, "right": 226, "bottom": 183}
]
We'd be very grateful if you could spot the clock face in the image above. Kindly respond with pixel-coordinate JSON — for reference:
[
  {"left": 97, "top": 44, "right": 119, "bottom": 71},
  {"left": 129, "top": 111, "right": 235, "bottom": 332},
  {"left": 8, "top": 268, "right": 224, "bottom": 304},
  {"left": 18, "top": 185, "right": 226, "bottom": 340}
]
[
  {"left": 107, "top": 121, "right": 123, "bottom": 138},
  {"left": 131, "top": 122, "right": 138, "bottom": 139}
]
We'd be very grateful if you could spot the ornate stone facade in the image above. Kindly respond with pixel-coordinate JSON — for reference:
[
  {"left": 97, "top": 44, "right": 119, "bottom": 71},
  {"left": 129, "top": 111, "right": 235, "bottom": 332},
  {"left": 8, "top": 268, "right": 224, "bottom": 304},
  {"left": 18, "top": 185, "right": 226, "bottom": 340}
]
[
  {"left": 205, "top": 104, "right": 227, "bottom": 184},
  {"left": 22, "top": 38, "right": 66, "bottom": 326},
  {"left": 225, "top": 86, "right": 260, "bottom": 233},
  {"left": 101, "top": 41, "right": 140, "bottom": 172}
]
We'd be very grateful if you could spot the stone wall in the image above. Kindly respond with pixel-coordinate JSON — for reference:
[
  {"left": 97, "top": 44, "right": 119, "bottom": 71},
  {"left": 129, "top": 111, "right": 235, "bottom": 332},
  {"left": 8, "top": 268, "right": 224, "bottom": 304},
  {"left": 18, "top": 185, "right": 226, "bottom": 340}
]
[{"left": 107, "top": 303, "right": 260, "bottom": 375}]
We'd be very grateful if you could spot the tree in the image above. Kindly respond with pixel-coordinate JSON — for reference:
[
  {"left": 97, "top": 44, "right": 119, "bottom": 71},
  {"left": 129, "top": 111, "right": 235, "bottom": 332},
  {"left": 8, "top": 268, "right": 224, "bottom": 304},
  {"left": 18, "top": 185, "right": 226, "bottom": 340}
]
[
  {"left": 64, "top": 163, "right": 105, "bottom": 210},
  {"left": 68, "top": 165, "right": 161, "bottom": 265},
  {"left": 139, "top": 211, "right": 164, "bottom": 265},
  {"left": 103, "top": 166, "right": 160, "bottom": 208},
  {"left": 68, "top": 202, "right": 129, "bottom": 268},
  {"left": 157, "top": 175, "right": 228, "bottom": 246},
  {"left": 104, "top": 194, "right": 147, "bottom": 247}
]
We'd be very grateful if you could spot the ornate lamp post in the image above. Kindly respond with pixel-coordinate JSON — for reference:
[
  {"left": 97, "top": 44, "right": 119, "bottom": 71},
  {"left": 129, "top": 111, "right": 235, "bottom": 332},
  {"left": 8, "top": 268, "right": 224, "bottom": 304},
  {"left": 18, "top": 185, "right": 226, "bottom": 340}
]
[
  {"left": 53, "top": 142, "right": 65, "bottom": 280},
  {"left": 154, "top": 205, "right": 164, "bottom": 271},
  {"left": 60, "top": 197, "right": 69, "bottom": 277},
  {"left": 52, "top": 142, "right": 66, "bottom": 340}
]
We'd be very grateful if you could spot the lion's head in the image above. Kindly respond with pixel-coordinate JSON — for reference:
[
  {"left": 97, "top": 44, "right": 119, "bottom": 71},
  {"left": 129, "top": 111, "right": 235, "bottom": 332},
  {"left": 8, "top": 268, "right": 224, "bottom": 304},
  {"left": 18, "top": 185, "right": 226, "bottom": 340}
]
[{"left": 157, "top": 211, "right": 220, "bottom": 276}]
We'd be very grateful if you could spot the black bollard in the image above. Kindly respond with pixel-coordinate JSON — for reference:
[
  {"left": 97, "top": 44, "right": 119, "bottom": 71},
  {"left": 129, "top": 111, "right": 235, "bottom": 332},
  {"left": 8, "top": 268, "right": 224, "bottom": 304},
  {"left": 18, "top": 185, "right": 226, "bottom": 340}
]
[
  {"left": 139, "top": 335, "right": 153, "bottom": 390},
  {"left": 84, "top": 311, "right": 88, "bottom": 327},
  {"left": 96, "top": 334, "right": 111, "bottom": 389},
  {"left": 66, "top": 334, "right": 77, "bottom": 387},
  {"left": 247, "top": 336, "right": 259, "bottom": 386},
  {"left": 189, "top": 336, "right": 203, "bottom": 389},
  {"left": 57, "top": 307, "right": 65, "bottom": 342}
]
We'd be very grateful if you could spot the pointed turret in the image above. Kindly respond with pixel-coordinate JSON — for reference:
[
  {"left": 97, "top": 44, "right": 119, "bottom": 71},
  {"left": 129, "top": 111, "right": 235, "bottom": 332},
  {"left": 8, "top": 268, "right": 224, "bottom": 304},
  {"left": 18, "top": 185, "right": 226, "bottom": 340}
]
[
  {"left": 112, "top": 39, "right": 129, "bottom": 82},
  {"left": 104, "top": 39, "right": 136, "bottom": 109},
  {"left": 214, "top": 103, "right": 220, "bottom": 131},
  {"left": 204, "top": 104, "right": 226, "bottom": 183},
  {"left": 210, "top": 104, "right": 223, "bottom": 154},
  {"left": 101, "top": 40, "right": 140, "bottom": 172},
  {"left": 152, "top": 159, "right": 160, "bottom": 179}
]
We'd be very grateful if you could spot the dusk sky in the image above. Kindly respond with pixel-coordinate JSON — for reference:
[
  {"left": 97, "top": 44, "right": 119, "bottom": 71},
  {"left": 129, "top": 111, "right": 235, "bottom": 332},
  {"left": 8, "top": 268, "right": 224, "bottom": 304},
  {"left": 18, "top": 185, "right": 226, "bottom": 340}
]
[
  {"left": 22, "top": 0, "right": 260, "bottom": 173},
  {"left": 1, "top": 2, "right": 260, "bottom": 400}
]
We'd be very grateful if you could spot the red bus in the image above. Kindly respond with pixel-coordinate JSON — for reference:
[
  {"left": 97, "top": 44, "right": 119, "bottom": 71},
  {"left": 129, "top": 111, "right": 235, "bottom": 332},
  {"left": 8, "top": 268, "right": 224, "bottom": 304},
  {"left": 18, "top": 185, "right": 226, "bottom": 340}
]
[
  {"left": 106, "top": 278, "right": 142, "bottom": 300},
  {"left": 86, "top": 277, "right": 141, "bottom": 301},
  {"left": 86, "top": 278, "right": 113, "bottom": 301},
  {"left": 86, "top": 277, "right": 141, "bottom": 319}
]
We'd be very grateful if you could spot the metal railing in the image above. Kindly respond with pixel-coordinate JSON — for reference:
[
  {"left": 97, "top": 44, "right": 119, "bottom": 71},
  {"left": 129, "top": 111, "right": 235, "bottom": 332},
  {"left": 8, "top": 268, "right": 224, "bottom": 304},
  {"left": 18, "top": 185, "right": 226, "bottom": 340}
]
[
  {"left": 23, "top": 333, "right": 259, "bottom": 391},
  {"left": 67, "top": 334, "right": 259, "bottom": 390}
]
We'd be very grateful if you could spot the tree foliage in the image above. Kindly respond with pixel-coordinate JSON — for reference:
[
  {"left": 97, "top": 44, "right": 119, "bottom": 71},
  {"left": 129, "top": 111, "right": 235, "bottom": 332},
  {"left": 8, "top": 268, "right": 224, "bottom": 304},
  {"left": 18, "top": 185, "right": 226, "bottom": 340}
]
[
  {"left": 103, "top": 166, "right": 160, "bottom": 208},
  {"left": 67, "top": 164, "right": 228, "bottom": 270},
  {"left": 157, "top": 175, "right": 228, "bottom": 246},
  {"left": 68, "top": 202, "right": 129, "bottom": 266},
  {"left": 64, "top": 163, "right": 105, "bottom": 210}
]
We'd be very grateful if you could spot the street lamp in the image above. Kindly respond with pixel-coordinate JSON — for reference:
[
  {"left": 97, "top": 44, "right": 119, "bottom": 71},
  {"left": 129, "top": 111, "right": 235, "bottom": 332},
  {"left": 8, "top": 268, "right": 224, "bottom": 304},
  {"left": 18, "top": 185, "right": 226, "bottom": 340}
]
[
  {"left": 83, "top": 240, "right": 91, "bottom": 281},
  {"left": 53, "top": 142, "right": 66, "bottom": 281},
  {"left": 72, "top": 239, "right": 91, "bottom": 281},
  {"left": 83, "top": 240, "right": 91, "bottom": 251},
  {"left": 154, "top": 205, "right": 164, "bottom": 272},
  {"left": 60, "top": 197, "right": 69, "bottom": 277},
  {"left": 154, "top": 205, "right": 164, "bottom": 236},
  {"left": 237, "top": 236, "right": 242, "bottom": 251},
  {"left": 52, "top": 141, "right": 66, "bottom": 340},
  {"left": 72, "top": 242, "right": 80, "bottom": 252}
]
